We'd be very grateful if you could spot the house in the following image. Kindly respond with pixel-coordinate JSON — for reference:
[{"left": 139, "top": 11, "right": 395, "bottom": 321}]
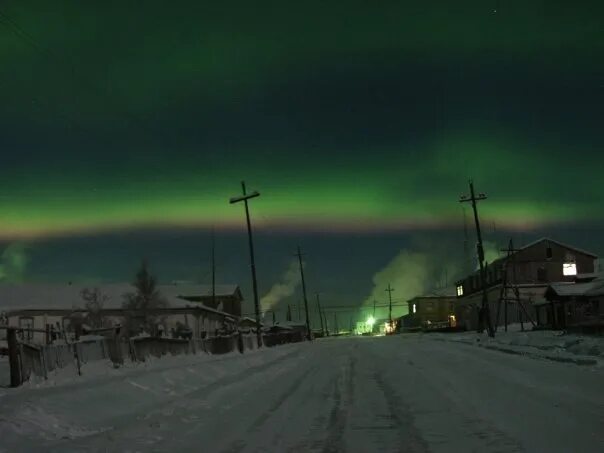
[
  {"left": 0, "top": 282, "right": 240, "bottom": 344},
  {"left": 403, "top": 289, "right": 457, "bottom": 330},
  {"left": 540, "top": 273, "right": 604, "bottom": 331},
  {"left": 239, "top": 316, "right": 262, "bottom": 331},
  {"left": 454, "top": 238, "right": 598, "bottom": 331},
  {"left": 165, "top": 283, "right": 243, "bottom": 317}
]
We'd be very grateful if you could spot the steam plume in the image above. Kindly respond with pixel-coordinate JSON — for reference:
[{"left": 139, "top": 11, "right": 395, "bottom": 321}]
[
  {"left": 363, "top": 251, "right": 433, "bottom": 310},
  {"left": 0, "top": 243, "right": 29, "bottom": 283},
  {"left": 260, "top": 259, "right": 301, "bottom": 312}
]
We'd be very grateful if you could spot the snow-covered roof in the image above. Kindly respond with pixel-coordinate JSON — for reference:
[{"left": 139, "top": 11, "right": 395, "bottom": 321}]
[
  {"left": 547, "top": 274, "right": 604, "bottom": 298},
  {"left": 0, "top": 282, "right": 240, "bottom": 315}
]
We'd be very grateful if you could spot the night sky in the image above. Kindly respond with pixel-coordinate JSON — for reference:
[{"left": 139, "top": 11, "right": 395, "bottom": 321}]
[{"left": 1, "top": 1, "right": 603, "bottom": 320}]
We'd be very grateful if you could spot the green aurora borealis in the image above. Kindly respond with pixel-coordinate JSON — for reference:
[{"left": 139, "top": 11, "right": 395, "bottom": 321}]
[{"left": 1, "top": 1, "right": 603, "bottom": 240}]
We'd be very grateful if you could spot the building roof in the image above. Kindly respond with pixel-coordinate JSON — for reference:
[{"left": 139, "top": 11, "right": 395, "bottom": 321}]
[
  {"left": 455, "top": 237, "right": 598, "bottom": 285},
  {"left": 516, "top": 237, "right": 598, "bottom": 259},
  {"left": 239, "top": 316, "right": 262, "bottom": 325},
  {"left": 425, "top": 286, "right": 457, "bottom": 297},
  {"left": 0, "top": 282, "right": 240, "bottom": 315},
  {"left": 3, "top": 306, "right": 238, "bottom": 320},
  {"left": 408, "top": 288, "right": 457, "bottom": 302},
  {"left": 546, "top": 274, "right": 604, "bottom": 298}
]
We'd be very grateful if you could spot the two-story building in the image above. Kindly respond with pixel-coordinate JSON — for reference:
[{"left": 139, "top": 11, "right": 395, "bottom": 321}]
[
  {"left": 454, "top": 238, "right": 598, "bottom": 331},
  {"left": 402, "top": 290, "right": 457, "bottom": 330}
]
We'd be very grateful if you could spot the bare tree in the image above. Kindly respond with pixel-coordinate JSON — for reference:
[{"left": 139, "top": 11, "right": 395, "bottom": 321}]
[
  {"left": 81, "top": 287, "right": 109, "bottom": 329},
  {"left": 123, "top": 260, "right": 168, "bottom": 335}
]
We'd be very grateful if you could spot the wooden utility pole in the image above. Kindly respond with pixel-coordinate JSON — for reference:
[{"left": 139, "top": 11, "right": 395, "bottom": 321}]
[
  {"left": 295, "top": 246, "right": 312, "bottom": 341},
  {"left": 459, "top": 180, "right": 495, "bottom": 337},
  {"left": 7, "top": 328, "right": 21, "bottom": 387},
  {"left": 497, "top": 238, "right": 536, "bottom": 332},
  {"left": 316, "top": 293, "right": 325, "bottom": 336},
  {"left": 385, "top": 284, "right": 395, "bottom": 326},
  {"left": 462, "top": 207, "right": 471, "bottom": 275},
  {"left": 211, "top": 227, "right": 216, "bottom": 308},
  {"left": 230, "top": 181, "right": 262, "bottom": 347}
]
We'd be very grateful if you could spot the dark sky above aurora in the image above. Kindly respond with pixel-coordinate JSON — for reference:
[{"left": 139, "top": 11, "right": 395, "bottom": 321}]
[{"left": 0, "top": 1, "right": 603, "bottom": 318}]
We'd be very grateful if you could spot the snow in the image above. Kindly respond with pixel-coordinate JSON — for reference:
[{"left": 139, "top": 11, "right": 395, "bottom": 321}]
[
  {"left": 0, "top": 334, "right": 603, "bottom": 452},
  {"left": 428, "top": 323, "right": 604, "bottom": 365},
  {"left": 548, "top": 273, "right": 604, "bottom": 297},
  {"left": 0, "top": 356, "right": 9, "bottom": 387},
  {"left": 0, "top": 282, "right": 239, "bottom": 314}
]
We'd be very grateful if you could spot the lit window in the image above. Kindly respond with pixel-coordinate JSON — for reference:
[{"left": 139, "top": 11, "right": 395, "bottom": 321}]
[
  {"left": 563, "top": 262, "right": 577, "bottom": 276},
  {"left": 449, "top": 315, "right": 457, "bottom": 327},
  {"left": 456, "top": 285, "right": 464, "bottom": 296},
  {"left": 412, "top": 304, "right": 417, "bottom": 313}
]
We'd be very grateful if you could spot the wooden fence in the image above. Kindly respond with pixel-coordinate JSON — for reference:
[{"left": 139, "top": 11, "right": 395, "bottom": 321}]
[{"left": 2, "top": 328, "right": 306, "bottom": 387}]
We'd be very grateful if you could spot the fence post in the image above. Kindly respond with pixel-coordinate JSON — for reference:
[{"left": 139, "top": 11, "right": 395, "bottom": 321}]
[
  {"left": 237, "top": 331, "right": 244, "bottom": 354},
  {"left": 40, "top": 347, "right": 48, "bottom": 380},
  {"left": 73, "top": 342, "right": 82, "bottom": 376},
  {"left": 7, "top": 328, "right": 22, "bottom": 387}
]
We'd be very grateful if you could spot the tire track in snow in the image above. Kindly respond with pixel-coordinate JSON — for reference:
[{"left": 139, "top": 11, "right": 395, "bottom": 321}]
[
  {"left": 372, "top": 371, "right": 429, "bottom": 453},
  {"left": 322, "top": 353, "right": 356, "bottom": 453},
  {"left": 45, "top": 347, "right": 306, "bottom": 451},
  {"left": 369, "top": 337, "right": 525, "bottom": 452},
  {"left": 221, "top": 359, "right": 322, "bottom": 453}
]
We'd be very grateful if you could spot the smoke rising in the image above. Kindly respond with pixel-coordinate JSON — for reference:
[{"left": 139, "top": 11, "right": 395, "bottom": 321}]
[
  {"left": 0, "top": 243, "right": 29, "bottom": 283},
  {"left": 472, "top": 240, "right": 503, "bottom": 270},
  {"left": 362, "top": 246, "right": 462, "bottom": 317},
  {"left": 260, "top": 259, "right": 301, "bottom": 312},
  {"left": 363, "top": 251, "right": 432, "bottom": 310},
  {"left": 483, "top": 241, "right": 503, "bottom": 264}
]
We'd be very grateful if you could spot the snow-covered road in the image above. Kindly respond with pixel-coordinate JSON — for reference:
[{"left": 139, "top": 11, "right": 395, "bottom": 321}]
[{"left": 1, "top": 335, "right": 602, "bottom": 452}]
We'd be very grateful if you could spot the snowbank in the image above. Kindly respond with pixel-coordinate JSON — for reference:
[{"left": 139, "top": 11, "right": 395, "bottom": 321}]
[
  {"left": 425, "top": 324, "right": 603, "bottom": 366},
  {"left": 0, "top": 342, "right": 306, "bottom": 449}
]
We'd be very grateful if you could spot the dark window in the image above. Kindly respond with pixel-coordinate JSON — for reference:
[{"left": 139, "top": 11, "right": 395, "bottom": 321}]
[
  {"left": 18, "top": 317, "right": 34, "bottom": 341},
  {"left": 537, "top": 266, "right": 548, "bottom": 282},
  {"left": 546, "top": 247, "right": 553, "bottom": 259}
]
